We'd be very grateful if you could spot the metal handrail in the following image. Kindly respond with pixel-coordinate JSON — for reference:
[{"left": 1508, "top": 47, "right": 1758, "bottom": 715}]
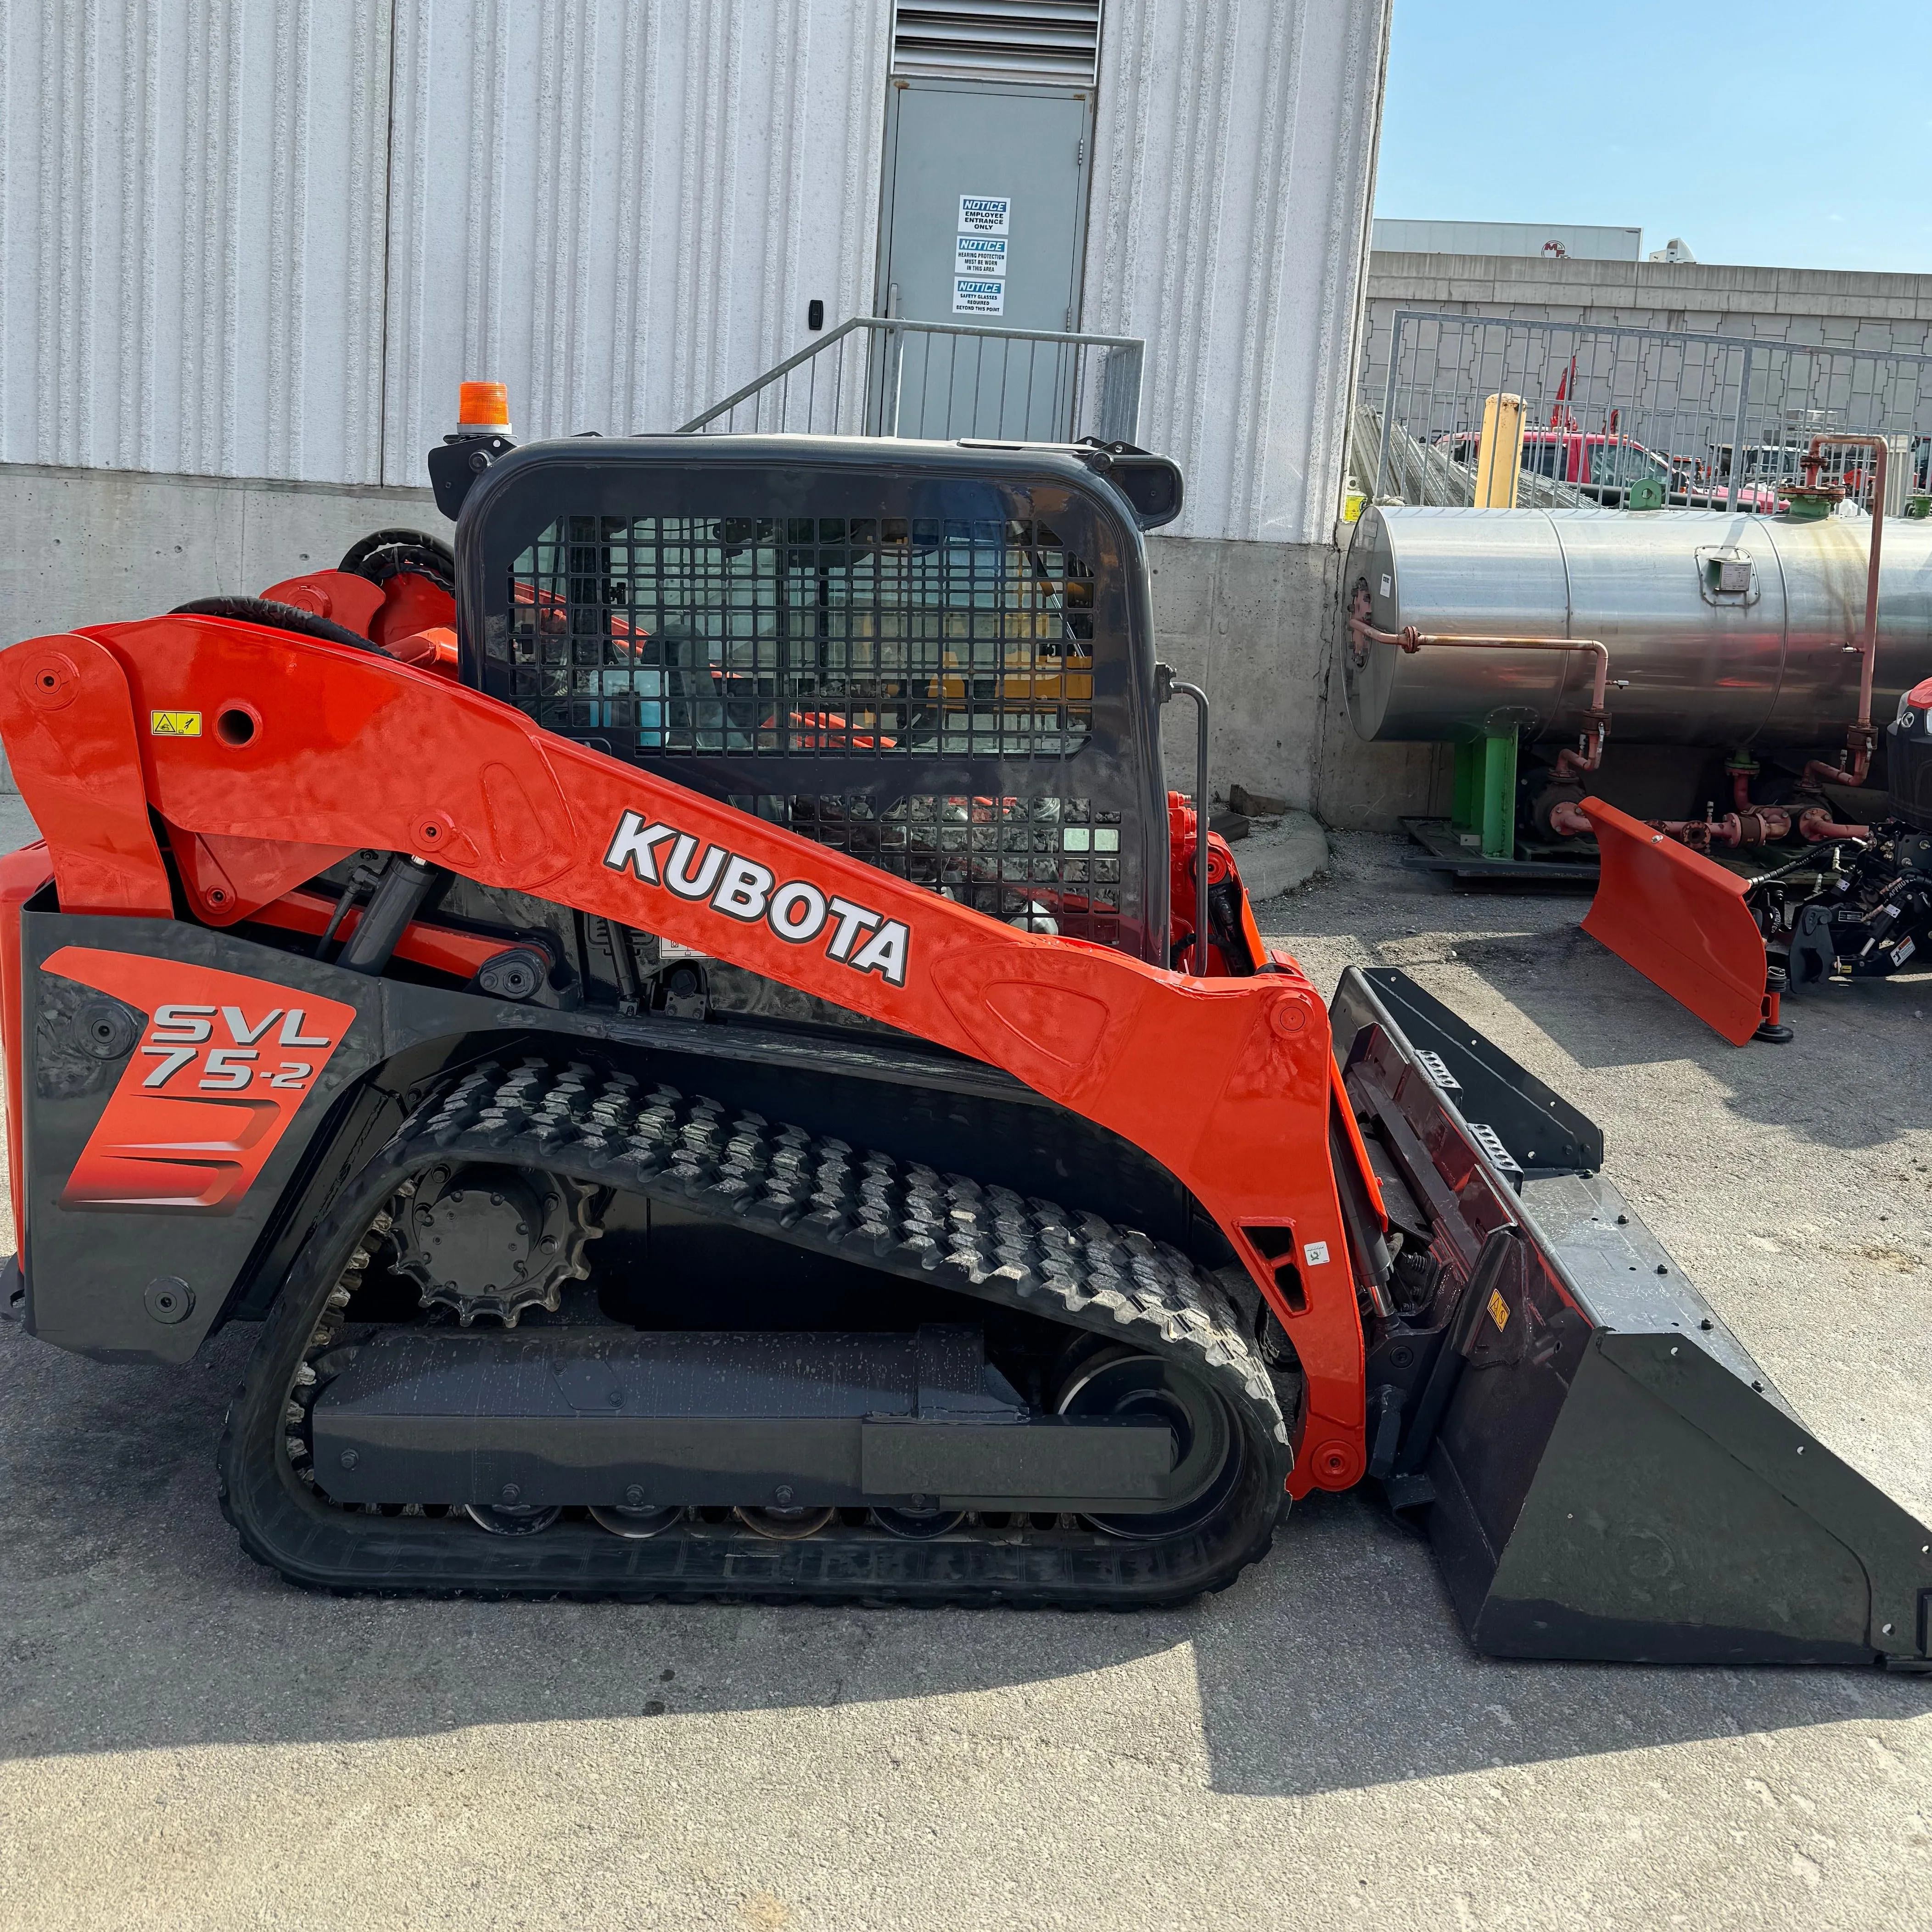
[{"left": 676, "top": 315, "right": 1145, "bottom": 443}]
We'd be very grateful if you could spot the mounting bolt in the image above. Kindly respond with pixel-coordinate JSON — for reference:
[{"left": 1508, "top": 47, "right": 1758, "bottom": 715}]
[
  {"left": 143, "top": 1276, "right": 194, "bottom": 1325},
  {"left": 624, "top": 1484, "right": 646, "bottom": 1506},
  {"left": 774, "top": 1484, "right": 795, "bottom": 1506},
  {"left": 339, "top": 1449, "right": 359, "bottom": 1470},
  {"left": 500, "top": 1483, "right": 521, "bottom": 1503}
]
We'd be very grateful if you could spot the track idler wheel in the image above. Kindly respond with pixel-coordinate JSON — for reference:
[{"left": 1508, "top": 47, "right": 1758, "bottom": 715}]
[{"left": 1056, "top": 1347, "right": 1241, "bottom": 1539}]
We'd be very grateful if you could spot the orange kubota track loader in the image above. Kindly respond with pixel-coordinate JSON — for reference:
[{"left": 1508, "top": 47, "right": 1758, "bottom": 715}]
[{"left": 0, "top": 421, "right": 1927, "bottom": 1667}]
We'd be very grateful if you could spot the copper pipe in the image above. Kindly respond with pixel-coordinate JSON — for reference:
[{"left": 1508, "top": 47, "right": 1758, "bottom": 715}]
[
  {"left": 1797, "top": 806, "right": 1872, "bottom": 844},
  {"left": 1348, "top": 621, "right": 1613, "bottom": 770},
  {"left": 1649, "top": 806, "right": 1793, "bottom": 850},
  {"left": 1797, "top": 434, "right": 1887, "bottom": 789}
]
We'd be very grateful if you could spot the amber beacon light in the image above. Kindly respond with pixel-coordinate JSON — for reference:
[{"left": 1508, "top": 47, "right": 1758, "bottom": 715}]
[{"left": 457, "top": 381, "right": 511, "bottom": 437}]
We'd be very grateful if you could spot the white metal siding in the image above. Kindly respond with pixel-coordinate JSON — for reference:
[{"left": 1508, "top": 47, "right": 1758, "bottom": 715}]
[
  {"left": 2, "top": 0, "right": 393, "bottom": 482},
  {"left": 1, "top": 0, "right": 1383, "bottom": 542},
  {"left": 380, "top": 0, "right": 891, "bottom": 484},
  {"left": 1086, "top": 0, "right": 1389, "bottom": 543}
]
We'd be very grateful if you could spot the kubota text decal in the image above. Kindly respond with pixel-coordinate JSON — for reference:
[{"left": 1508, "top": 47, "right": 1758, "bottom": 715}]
[
  {"left": 43, "top": 946, "right": 358, "bottom": 1214},
  {"left": 602, "top": 811, "right": 911, "bottom": 987}
]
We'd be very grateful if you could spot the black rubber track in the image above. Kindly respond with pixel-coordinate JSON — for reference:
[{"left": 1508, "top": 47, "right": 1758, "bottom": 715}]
[{"left": 218, "top": 1062, "right": 1293, "bottom": 1607}]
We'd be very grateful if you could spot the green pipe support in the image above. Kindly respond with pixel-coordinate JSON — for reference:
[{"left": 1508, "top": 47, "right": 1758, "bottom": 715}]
[{"left": 1452, "top": 732, "right": 1518, "bottom": 860}]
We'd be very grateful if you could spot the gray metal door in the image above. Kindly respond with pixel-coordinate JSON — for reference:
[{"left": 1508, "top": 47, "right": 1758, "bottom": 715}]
[{"left": 877, "top": 78, "right": 1093, "bottom": 440}]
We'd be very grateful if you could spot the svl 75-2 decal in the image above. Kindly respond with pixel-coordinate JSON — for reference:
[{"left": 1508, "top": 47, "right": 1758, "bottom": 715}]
[{"left": 42, "top": 947, "right": 358, "bottom": 1213}]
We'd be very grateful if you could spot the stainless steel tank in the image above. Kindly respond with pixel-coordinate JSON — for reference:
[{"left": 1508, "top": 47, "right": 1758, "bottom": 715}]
[{"left": 1343, "top": 506, "right": 1932, "bottom": 750}]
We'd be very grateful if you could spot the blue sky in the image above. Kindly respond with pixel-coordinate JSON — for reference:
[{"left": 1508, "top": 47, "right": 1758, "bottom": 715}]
[{"left": 1374, "top": 0, "right": 1932, "bottom": 273}]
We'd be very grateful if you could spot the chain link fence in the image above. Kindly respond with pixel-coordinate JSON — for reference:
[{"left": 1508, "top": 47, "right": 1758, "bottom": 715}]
[{"left": 1361, "top": 310, "right": 1932, "bottom": 513}]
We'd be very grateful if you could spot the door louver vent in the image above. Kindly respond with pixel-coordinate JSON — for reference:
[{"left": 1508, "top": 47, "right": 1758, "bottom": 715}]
[{"left": 892, "top": 3, "right": 1101, "bottom": 86}]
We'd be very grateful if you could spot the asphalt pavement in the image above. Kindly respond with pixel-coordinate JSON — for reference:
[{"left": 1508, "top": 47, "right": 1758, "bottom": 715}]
[{"left": 1, "top": 821, "right": 1928, "bottom": 1930}]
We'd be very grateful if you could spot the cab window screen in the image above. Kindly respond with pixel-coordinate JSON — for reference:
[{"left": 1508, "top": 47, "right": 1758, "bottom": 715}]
[{"left": 504, "top": 515, "right": 1094, "bottom": 759}]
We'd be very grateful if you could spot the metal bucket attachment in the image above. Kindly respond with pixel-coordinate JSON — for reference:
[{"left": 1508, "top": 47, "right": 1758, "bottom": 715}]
[
  {"left": 1330, "top": 966, "right": 1932, "bottom": 1669},
  {"left": 1577, "top": 797, "right": 1768, "bottom": 1045}
]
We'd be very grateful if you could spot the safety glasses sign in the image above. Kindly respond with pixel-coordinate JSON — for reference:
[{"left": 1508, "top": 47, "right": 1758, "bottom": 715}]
[{"left": 952, "top": 278, "right": 1006, "bottom": 317}]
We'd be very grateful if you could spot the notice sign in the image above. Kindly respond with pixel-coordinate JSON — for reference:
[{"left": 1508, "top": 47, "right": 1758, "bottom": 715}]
[
  {"left": 952, "top": 276, "right": 1006, "bottom": 316},
  {"left": 955, "top": 235, "right": 1007, "bottom": 277},
  {"left": 958, "top": 195, "right": 1011, "bottom": 236}
]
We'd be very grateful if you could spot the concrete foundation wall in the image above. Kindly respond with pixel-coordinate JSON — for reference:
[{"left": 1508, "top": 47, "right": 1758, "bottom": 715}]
[
  {"left": 2, "top": 462, "right": 1426, "bottom": 826},
  {"left": 0, "top": 464, "right": 448, "bottom": 640},
  {"left": 1144, "top": 529, "right": 1441, "bottom": 828}
]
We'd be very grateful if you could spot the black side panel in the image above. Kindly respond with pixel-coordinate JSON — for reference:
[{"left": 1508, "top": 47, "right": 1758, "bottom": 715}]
[
  {"left": 19, "top": 911, "right": 389, "bottom": 1364},
  {"left": 22, "top": 914, "right": 1207, "bottom": 1364}
]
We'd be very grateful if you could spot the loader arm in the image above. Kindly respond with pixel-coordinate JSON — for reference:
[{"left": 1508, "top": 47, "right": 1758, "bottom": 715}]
[{"left": 0, "top": 617, "right": 1368, "bottom": 1495}]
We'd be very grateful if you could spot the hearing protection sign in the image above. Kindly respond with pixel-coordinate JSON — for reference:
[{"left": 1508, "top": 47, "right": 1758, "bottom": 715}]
[{"left": 955, "top": 235, "right": 1007, "bottom": 277}]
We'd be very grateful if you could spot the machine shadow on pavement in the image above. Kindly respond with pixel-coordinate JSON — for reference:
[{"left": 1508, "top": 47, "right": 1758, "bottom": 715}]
[{"left": 4, "top": 1322, "right": 1927, "bottom": 1796}]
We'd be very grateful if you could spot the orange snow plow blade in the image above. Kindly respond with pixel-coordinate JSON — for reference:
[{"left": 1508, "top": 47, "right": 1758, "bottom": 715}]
[{"left": 1579, "top": 798, "right": 1768, "bottom": 1046}]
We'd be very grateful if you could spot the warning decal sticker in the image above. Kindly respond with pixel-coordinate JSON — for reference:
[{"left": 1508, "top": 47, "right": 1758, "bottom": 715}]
[
  {"left": 955, "top": 235, "right": 1008, "bottom": 278},
  {"left": 44, "top": 946, "right": 358, "bottom": 1215},
  {"left": 952, "top": 277, "right": 1006, "bottom": 317},
  {"left": 150, "top": 710, "right": 202, "bottom": 738},
  {"left": 958, "top": 195, "right": 1011, "bottom": 236}
]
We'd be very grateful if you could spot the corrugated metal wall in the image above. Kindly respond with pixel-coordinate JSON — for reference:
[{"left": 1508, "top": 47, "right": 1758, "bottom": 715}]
[
  {"left": 380, "top": 0, "right": 892, "bottom": 483},
  {"left": 0, "top": 0, "right": 1385, "bottom": 543},
  {"left": 1086, "top": 1, "right": 1389, "bottom": 544},
  {"left": 2, "top": 0, "right": 394, "bottom": 481}
]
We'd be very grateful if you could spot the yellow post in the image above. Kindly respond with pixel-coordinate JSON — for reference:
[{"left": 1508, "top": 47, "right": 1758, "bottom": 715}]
[{"left": 1473, "top": 392, "right": 1525, "bottom": 508}]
